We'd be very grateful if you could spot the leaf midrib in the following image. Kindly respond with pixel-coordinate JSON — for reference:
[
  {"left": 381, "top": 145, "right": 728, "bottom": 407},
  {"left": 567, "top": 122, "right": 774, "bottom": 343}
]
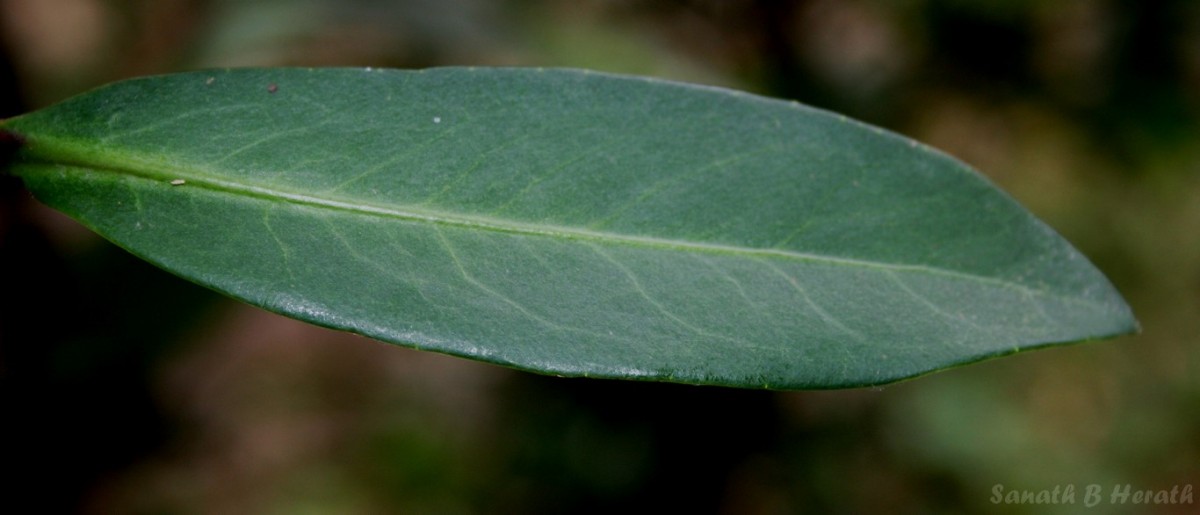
[{"left": 15, "top": 131, "right": 1098, "bottom": 308}]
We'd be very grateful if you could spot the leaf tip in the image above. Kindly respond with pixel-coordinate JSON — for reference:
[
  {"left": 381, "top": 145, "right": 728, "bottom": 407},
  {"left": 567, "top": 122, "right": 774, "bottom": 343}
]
[{"left": 0, "top": 128, "right": 26, "bottom": 171}]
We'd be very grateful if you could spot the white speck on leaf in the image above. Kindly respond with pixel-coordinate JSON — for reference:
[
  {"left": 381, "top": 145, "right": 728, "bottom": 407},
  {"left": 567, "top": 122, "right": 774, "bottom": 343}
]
[
  {"left": 171, "top": 179, "right": 186, "bottom": 186},
  {"left": 433, "top": 116, "right": 441, "bottom": 124}
]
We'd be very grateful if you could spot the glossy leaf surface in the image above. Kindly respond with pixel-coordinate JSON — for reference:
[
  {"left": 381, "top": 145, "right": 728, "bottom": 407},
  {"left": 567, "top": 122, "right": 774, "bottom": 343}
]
[{"left": 1, "top": 68, "right": 1136, "bottom": 388}]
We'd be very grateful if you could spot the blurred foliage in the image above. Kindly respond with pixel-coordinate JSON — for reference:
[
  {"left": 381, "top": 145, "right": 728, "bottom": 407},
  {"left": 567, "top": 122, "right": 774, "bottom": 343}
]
[{"left": 0, "top": 0, "right": 1196, "bottom": 513}]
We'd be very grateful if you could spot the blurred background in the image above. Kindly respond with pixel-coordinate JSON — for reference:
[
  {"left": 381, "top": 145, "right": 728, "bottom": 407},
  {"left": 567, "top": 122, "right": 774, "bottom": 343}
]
[{"left": 0, "top": 0, "right": 1196, "bottom": 513}]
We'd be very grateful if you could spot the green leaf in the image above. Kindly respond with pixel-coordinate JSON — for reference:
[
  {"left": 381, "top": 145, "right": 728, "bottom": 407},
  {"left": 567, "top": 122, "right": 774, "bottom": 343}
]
[{"left": 1, "top": 68, "right": 1135, "bottom": 389}]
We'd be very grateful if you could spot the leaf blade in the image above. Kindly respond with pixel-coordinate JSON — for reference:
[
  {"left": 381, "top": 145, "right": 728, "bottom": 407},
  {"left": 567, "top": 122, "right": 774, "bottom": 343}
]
[{"left": 3, "top": 67, "right": 1136, "bottom": 388}]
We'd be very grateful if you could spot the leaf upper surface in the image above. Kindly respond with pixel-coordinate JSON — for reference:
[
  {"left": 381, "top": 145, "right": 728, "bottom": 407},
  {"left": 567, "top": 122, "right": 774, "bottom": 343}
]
[{"left": 2, "top": 67, "right": 1136, "bottom": 388}]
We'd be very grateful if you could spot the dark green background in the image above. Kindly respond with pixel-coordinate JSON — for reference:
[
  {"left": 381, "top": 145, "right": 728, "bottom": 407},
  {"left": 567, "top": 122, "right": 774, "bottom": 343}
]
[{"left": 1, "top": 1, "right": 1195, "bottom": 513}]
